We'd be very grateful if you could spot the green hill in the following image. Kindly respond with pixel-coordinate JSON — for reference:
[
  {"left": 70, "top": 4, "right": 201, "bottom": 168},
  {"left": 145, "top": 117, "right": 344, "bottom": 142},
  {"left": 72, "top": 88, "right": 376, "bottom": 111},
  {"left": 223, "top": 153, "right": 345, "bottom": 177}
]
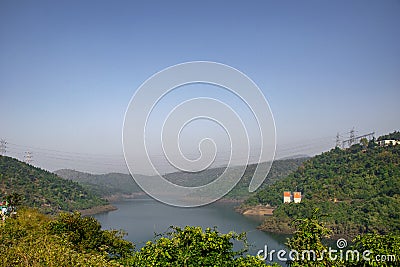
[
  {"left": 245, "top": 132, "right": 400, "bottom": 237},
  {"left": 54, "top": 169, "right": 144, "bottom": 199},
  {"left": 0, "top": 155, "right": 108, "bottom": 213},
  {"left": 225, "top": 157, "right": 308, "bottom": 199},
  {"left": 56, "top": 157, "right": 307, "bottom": 201},
  {"left": 161, "top": 157, "right": 308, "bottom": 200}
]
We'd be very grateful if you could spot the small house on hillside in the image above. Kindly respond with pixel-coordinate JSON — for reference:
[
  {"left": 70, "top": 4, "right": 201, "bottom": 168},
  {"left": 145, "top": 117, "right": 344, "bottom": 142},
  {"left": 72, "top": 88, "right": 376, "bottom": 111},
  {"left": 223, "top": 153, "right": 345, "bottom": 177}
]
[
  {"left": 293, "top": 192, "right": 302, "bottom": 203},
  {"left": 283, "top": 191, "right": 302, "bottom": 203},
  {"left": 377, "top": 140, "right": 400, "bottom": 146},
  {"left": 283, "top": 191, "right": 291, "bottom": 203}
]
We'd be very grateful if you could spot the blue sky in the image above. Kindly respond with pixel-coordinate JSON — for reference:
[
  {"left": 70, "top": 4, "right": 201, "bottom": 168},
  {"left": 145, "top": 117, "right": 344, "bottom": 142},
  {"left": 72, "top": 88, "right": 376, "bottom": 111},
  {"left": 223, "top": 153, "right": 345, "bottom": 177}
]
[{"left": 1, "top": 0, "right": 399, "bottom": 173}]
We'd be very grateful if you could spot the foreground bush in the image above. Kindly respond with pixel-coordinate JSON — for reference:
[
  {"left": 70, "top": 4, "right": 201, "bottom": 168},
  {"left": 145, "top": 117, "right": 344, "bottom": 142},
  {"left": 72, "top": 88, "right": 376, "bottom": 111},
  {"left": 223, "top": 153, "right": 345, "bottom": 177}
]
[
  {"left": 3, "top": 207, "right": 396, "bottom": 266},
  {"left": 132, "top": 226, "right": 270, "bottom": 266},
  {"left": 48, "top": 211, "right": 134, "bottom": 259},
  {"left": 0, "top": 209, "right": 271, "bottom": 266},
  {"left": 0, "top": 209, "right": 116, "bottom": 267},
  {"left": 286, "top": 209, "right": 400, "bottom": 267}
]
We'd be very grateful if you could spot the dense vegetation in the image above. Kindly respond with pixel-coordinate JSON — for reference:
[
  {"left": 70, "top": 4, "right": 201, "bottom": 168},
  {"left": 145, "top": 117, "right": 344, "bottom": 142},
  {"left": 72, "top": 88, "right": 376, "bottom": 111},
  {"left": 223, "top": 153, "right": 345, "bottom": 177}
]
[
  {"left": 285, "top": 209, "right": 399, "bottom": 267},
  {"left": 0, "top": 208, "right": 132, "bottom": 267},
  {"left": 0, "top": 156, "right": 107, "bottom": 213},
  {"left": 55, "top": 169, "right": 143, "bottom": 199},
  {"left": 1, "top": 208, "right": 397, "bottom": 266},
  {"left": 245, "top": 134, "right": 400, "bottom": 237},
  {"left": 377, "top": 130, "right": 400, "bottom": 141},
  {"left": 0, "top": 209, "right": 272, "bottom": 267},
  {"left": 225, "top": 158, "right": 308, "bottom": 199},
  {"left": 131, "top": 226, "right": 273, "bottom": 266}
]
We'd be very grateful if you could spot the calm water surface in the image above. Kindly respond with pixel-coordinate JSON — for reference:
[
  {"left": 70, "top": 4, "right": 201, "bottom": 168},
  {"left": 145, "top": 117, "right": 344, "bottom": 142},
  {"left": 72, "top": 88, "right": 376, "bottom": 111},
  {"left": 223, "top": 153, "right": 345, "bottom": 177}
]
[{"left": 94, "top": 199, "right": 288, "bottom": 264}]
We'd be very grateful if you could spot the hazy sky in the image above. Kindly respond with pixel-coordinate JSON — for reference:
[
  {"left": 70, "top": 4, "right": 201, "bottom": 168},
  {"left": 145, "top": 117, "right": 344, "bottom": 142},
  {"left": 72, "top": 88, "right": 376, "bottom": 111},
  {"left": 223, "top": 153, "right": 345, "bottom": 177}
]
[{"left": 1, "top": 0, "right": 399, "bottom": 174}]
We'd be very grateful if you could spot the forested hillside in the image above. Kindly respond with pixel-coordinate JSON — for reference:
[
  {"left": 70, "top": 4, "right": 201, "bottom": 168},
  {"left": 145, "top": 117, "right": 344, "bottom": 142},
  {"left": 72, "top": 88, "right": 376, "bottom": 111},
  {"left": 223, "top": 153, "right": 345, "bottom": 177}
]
[
  {"left": 225, "top": 157, "right": 308, "bottom": 199},
  {"left": 57, "top": 157, "right": 308, "bottom": 201},
  {"left": 163, "top": 157, "right": 308, "bottom": 200},
  {"left": 245, "top": 133, "right": 400, "bottom": 237},
  {"left": 0, "top": 156, "right": 107, "bottom": 213},
  {"left": 55, "top": 169, "right": 144, "bottom": 199}
]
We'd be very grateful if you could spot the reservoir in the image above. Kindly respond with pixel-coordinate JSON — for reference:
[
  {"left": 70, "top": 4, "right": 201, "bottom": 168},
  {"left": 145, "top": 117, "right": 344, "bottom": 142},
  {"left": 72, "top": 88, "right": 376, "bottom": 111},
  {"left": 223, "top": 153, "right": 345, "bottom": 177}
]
[{"left": 94, "top": 198, "right": 288, "bottom": 264}]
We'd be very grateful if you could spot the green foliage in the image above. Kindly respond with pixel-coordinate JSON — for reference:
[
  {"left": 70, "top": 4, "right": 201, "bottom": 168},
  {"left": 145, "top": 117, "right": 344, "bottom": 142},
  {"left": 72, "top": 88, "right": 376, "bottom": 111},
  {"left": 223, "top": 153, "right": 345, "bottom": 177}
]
[
  {"left": 132, "top": 226, "right": 270, "bottom": 266},
  {"left": 5, "top": 192, "right": 22, "bottom": 211},
  {"left": 0, "top": 209, "right": 118, "bottom": 267},
  {"left": 349, "top": 233, "right": 400, "bottom": 267},
  {"left": 377, "top": 130, "right": 400, "bottom": 141},
  {"left": 2, "top": 208, "right": 398, "bottom": 267},
  {"left": 285, "top": 210, "right": 400, "bottom": 267},
  {"left": 246, "top": 134, "right": 400, "bottom": 236},
  {"left": 286, "top": 208, "right": 336, "bottom": 267},
  {"left": 0, "top": 208, "right": 274, "bottom": 266},
  {"left": 0, "top": 155, "right": 107, "bottom": 213},
  {"left": 48, "top": 211, "right": 134, "bottom": 259}
]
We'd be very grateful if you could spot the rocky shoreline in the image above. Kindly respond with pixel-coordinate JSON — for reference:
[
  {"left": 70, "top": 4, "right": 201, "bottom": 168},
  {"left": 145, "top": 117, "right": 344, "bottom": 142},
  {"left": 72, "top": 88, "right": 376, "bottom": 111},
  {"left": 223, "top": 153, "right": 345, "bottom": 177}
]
[
  {"left": 78, "top": 204, "right": 117, "bottom": 216},
  {"left": 236, "top": 205, "right": 294, "bottom": 235},
  {"left": 236, "top": 204, "right": 275, "bottom": 216},
  {"left": 104, "top": 192, "right": 147, "bottom": 202},
  {"left": 242, "top": 205, "right": 274, "bottom": 216}
]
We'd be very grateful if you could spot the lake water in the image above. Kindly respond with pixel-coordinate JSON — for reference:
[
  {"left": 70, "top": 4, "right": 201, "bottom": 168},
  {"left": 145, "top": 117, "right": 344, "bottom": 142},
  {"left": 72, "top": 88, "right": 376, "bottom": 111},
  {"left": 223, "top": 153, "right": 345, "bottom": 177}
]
[{"left": 94, "top": 198, "right": 289, "bottom": 265}]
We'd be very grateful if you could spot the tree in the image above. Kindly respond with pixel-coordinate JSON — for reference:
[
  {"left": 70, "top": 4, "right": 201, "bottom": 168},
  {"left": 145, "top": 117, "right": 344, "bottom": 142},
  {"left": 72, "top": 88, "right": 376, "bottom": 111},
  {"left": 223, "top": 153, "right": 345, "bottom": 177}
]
[
  {"left": 0, "top": 208, "right": 116, "bottom": 267},
  {"left": 348, "top": 233, "right": 400, "bottom": 267},
  {"left": 5, "top": 192, "right": 22, "bottom": 211},
  {"left": 48, "top": 211, "right": 134, "bottom": 260},
  {"left": 360, "top": 138, "right": 368, "bottom": 149},
  {"left": 132, "top": 226, "right": 271, "bottom": 266},
  {"left": 286, "top": 208, "right": 338, "bottom": 267}
]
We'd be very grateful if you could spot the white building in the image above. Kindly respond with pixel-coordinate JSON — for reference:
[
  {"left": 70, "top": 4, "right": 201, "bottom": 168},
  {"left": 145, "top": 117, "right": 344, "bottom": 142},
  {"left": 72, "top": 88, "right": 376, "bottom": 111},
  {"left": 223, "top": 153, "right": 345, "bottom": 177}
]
[
  {"left": 293, "top": 192, "right": 302, "bottom": 203},
  {"left": 283, "top": 191, "right": 291, "bottom": 203},
  {"left": 377, "top": 140, "right": 400, "bottom": 146}
]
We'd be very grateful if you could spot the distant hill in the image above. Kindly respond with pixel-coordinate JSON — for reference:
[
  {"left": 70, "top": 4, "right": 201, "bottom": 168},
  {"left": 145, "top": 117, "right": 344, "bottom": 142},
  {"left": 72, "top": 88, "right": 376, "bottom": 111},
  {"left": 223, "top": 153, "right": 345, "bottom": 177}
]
[
  {"left": 0, "top": 156, "right": 108, "bottom": 213},
  {"left": 225, "top": 158, "right": 309, "bottom": 199},
  {"left": 160, "top": 157, "right": 309, "bottom": 200},
  {"left": 279, "top": 154, "right": 310, "bottom": 160},
  {"left": 244, "top": 132, "right": 400, "bottom": 237},
  {"left": 54, "top": 169, "right": 144, "bottom": 199},
  {"left": 56, "top": 157, "right": 308, "bottom": 202}
]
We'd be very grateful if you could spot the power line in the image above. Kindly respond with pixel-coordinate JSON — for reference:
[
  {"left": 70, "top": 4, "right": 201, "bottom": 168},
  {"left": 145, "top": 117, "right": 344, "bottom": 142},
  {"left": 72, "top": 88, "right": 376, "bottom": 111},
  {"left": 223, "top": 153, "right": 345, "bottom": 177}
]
[
  {"left": 339, "top": 128, "right": 375, "bottom": 149},
  {"left": 336, "top": 133, "right": 341, "bottom": 148},
  {"left": 1, "top": 134, "right": 338, "bottom": 173},
  {"left": 349, "top": 128, "right": 356, "bottom": 146},
  {"left": 7, "top": 142, "right": 124, "bottom": 159}
]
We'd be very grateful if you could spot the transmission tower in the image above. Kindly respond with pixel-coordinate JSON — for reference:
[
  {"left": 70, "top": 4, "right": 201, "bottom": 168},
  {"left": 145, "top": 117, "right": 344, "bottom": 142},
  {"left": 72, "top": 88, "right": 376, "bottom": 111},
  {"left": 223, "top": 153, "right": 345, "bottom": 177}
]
[
  {"left": 349, "top": 128, "right": 355, "bottom": 146},
  {"left": 336, "top": 133, "right": 341, "bottom": 148},
  {"left": 0, "top": 139, "right": 7, "bottom": 155},
  {"left": 24, "top": 151, "right": 33, "bottom": 164}
]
